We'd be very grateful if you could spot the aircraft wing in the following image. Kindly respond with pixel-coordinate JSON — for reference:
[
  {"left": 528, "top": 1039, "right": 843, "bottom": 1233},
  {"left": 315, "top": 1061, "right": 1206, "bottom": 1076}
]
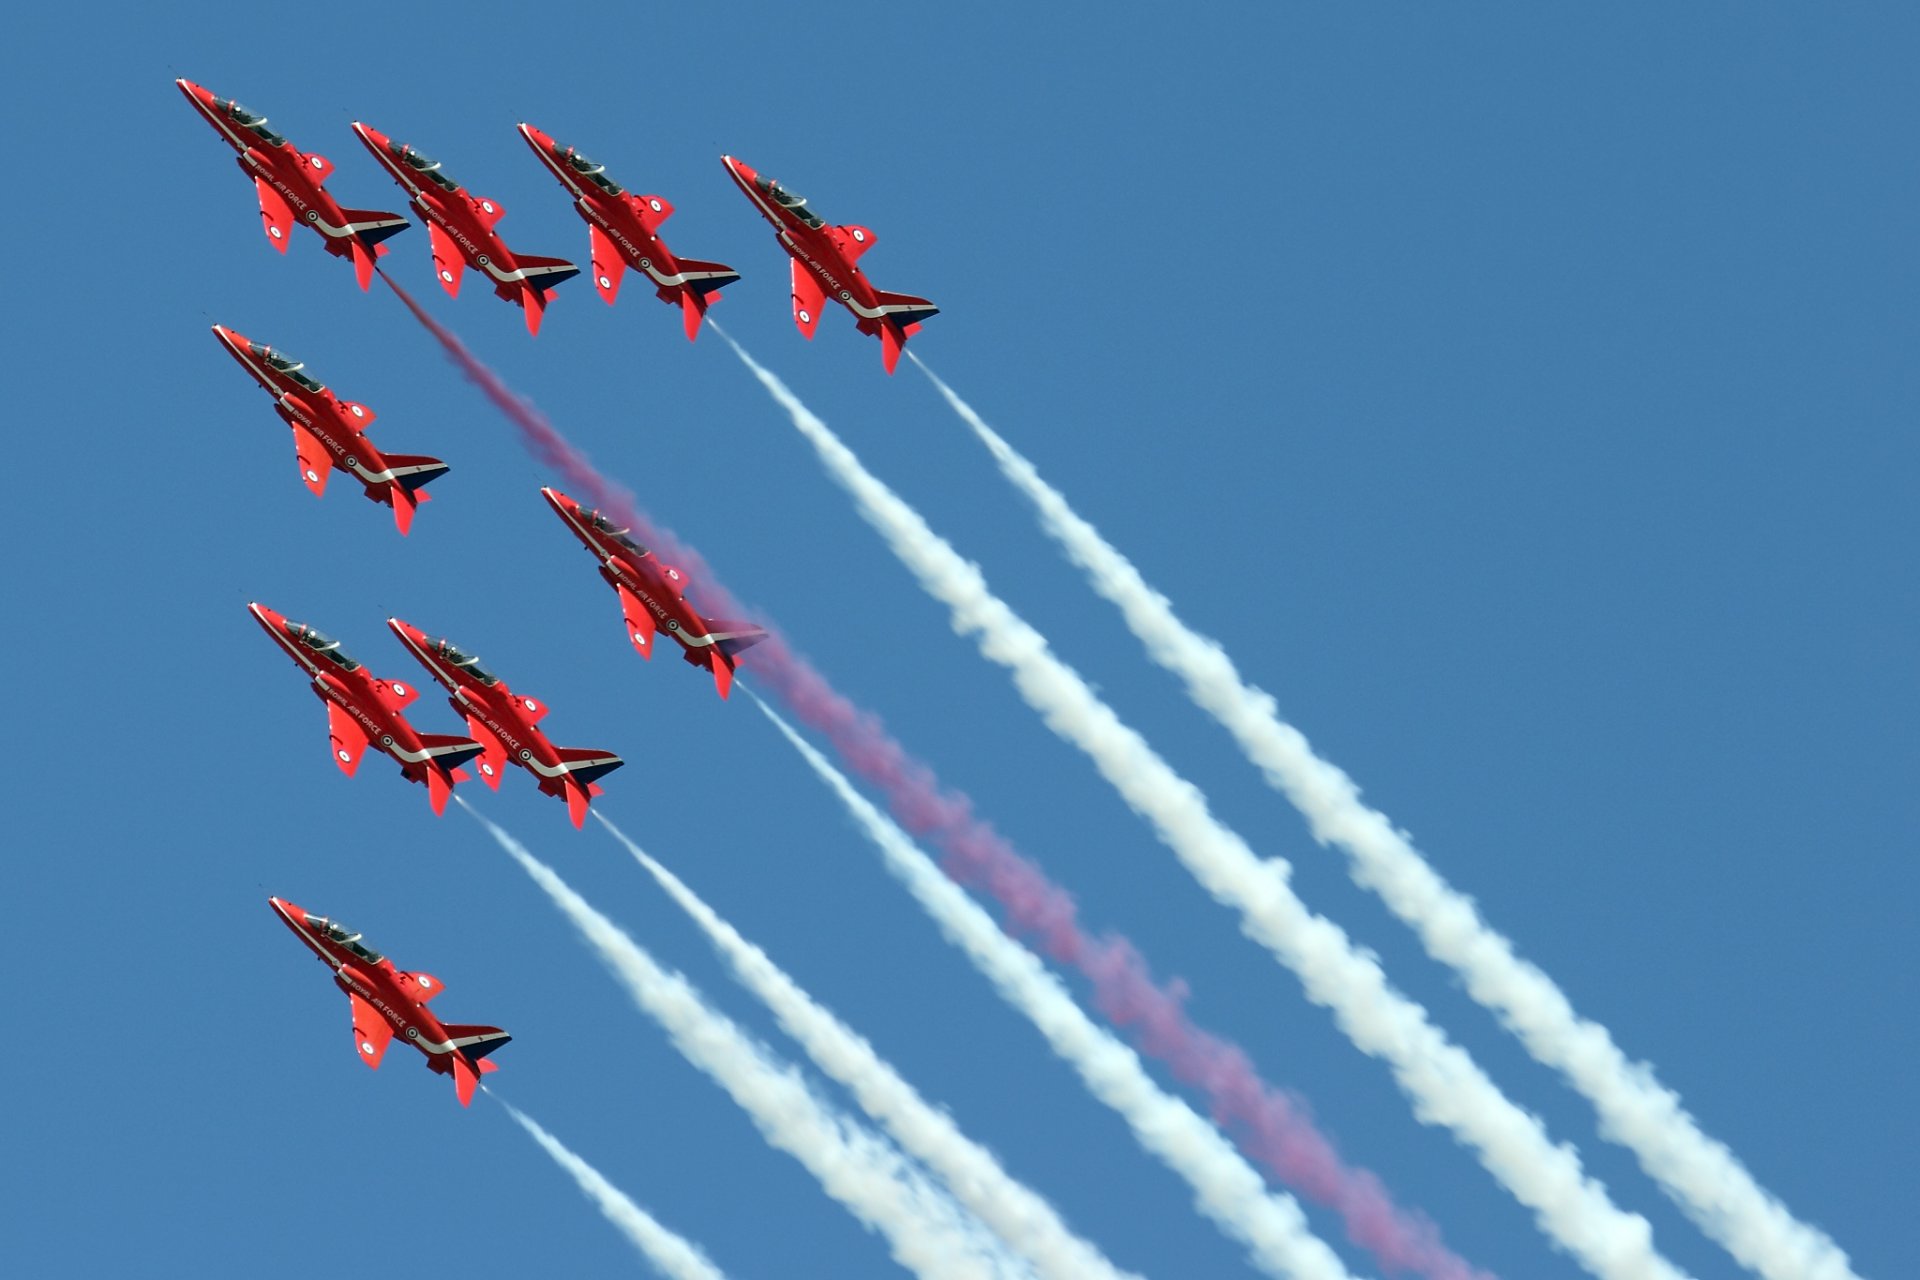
[
  {"left": 398, "top": 970, "right": 445, "bottom": 1002},
  {"left": 254, "top": 177, "right": 294, "bottom": 253},
  {"left": 371, "top": 677, "right": 420, "bottom": 713},
  {"left": 347, "top": 992, "right": 393, "bottom": 1069},
  {"left": 790, "top": 258, "right": 825, "bottom": 339},
  {"left": 588, "top": 224, "right": 626, "bottom": 304},
  {"left": 616, "top": 583, "right": 656, "bottom": 658},
  {"left": 290, "top": 423, "right": 331, "bottom": 497},
  {"left": 427, "top": 221, "right": 466, "bottom": 296},
  {"left": 325, "top": 701, "right": 369, "bottom": 776}
]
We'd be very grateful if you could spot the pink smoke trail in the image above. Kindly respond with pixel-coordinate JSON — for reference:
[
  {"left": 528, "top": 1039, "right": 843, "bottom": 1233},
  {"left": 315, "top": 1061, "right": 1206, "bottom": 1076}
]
[{"left": 381, "top": 273, "right": 1492, "bottom": 1280}]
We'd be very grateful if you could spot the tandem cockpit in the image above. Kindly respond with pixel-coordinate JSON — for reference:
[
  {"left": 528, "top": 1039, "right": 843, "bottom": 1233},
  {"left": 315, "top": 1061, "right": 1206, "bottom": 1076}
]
[
  {"left": 288, "top": 622, "right": 363, "bottom": 672},
  {"left": 249, "top": 343, "right": 325, "bottom": 395},
  {"left": 431, "top": 637, "right": 500, "bottom": 687},
  {"left": 305, "top": 913, "right": 385, "bottom": 965},
  {"left": 391, "top": 142, "right": 460, "bottom": 194},
  {"left": 557, "top": 144, "right": 624, "bottom": 197},
  {"left": 755, "top": 176, "right": 824, "bottom": 230},
  {"left": 588, "top": 510, "right": 646, "bottom": 554},
  {"left": 216, "top": 98, "right": 285, "bottom": 147}
]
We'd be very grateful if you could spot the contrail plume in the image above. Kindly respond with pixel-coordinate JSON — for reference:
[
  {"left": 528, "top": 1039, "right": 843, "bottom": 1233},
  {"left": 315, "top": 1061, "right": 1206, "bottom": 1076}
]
[
  {"left": 911, "top": 359, "right": 1859, "bottom": 1280},
  {"left": 754, "top": 698, "right": 1362, "bottom": 1280},
  {"left": 386, "top": 290, "right": 1488, "bottom": 1280},
  {"left": 724, "top": 335, "right": 1690, "bottom": 1280},
  {"left": 494, "top": 1095, "right": 730, "bottom": 1280},
  {"left": 596, "top": 812, "right": 1142, "bottom": 1280},
  {"left": 458, "top": 798, "right": 1035, "bottom": 1280}
]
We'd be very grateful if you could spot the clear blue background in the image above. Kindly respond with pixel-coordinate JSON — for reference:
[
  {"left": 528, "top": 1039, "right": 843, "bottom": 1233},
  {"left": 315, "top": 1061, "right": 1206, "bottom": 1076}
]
[{"left": 1, "top": 5, "right": 1911, "bottom": 1278}]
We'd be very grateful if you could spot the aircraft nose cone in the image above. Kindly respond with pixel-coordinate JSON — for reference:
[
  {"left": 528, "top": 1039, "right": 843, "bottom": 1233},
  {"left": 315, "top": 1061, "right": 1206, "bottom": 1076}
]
[
  {"left": 387, "top": 617, "right": 424, "bottom": 645},
  {"left": 247, "top": 602, "right": 287, "bottom": 634},
  {"left": 539, "top": 486, "right": 573, "bottom": 516}
]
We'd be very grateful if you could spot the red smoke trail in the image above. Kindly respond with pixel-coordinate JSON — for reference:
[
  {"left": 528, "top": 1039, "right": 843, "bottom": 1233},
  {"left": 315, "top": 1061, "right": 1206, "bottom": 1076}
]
[{"left": 382, "top": 273, "right": 1492, "bottom": 1280}]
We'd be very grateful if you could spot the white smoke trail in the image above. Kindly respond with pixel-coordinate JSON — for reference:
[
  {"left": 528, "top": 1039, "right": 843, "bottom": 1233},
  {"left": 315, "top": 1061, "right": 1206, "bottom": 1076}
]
[
  {"left": 910, "top": 360, "right": 1858, "bottom": 1280},
  {"left": 595, "top": 812, "right": 1142, "bottom": 1280},
  {"left": 755, "top": 697, "right": 1360, "bottom": 1280},
  {"left": 494, "top": 1096, "right": 730, "bottom": 1280},
  {"left": 722, "top": 335, "right": 1688, "bottom": 1280},
  {"left": 458, "top": 799, "right": 1035, "bottom": 1280}
]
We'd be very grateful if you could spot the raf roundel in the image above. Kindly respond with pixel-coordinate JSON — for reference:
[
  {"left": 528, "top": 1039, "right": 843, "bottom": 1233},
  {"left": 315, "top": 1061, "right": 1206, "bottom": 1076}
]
[
  {"left": 597, "top": 275, "right": 612, "bottom": 289},
  {"left": 439, "top": 270, "right": 454, "bottom": 283},
  {"left": 305, "top": 209, "right": 319, "bottom": 223},
  {"left": 481, "top": 201, "right": 495, "bottom": 214},
  {"left": 405, "top": 1027, "right": 419, "bottom": 1040},
  {"left": 350, "top": 405, "right": 365, "bottom": 419},
  {"left": 392, "top": 683, "right": 407, "bottom": 696},
  {"left": 305, "top": 469, "right": 321, "bottom": 483},
  {"left": 360, "top": 1041, "right": 375, "bottom": 1055},
  {"left": 336, "top": 748, "right": 351, "bottom": 763},
  {"left": 269, "top": 226, "right": 283, "bottom": 239},
  {"left": 649, "top": 198, "right": 663, "bottom": 212},
  {"left": 476, "top": 253, "right": 491, "bottom": 267},
  {"left": 852, "top": 228, "right": 866, "bottom": 243},
  {"left": 798, "top": 309, "right": 811, "bottom": 324},
  {"left": 519, "top": 748, "right": 533, "bottom": 762}
]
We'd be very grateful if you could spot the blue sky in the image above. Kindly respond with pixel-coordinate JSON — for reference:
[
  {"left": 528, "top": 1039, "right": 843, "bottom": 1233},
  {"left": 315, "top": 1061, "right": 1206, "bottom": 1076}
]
[{"left": 2, "top": 5, "right": 1912, "bottom": 1278}]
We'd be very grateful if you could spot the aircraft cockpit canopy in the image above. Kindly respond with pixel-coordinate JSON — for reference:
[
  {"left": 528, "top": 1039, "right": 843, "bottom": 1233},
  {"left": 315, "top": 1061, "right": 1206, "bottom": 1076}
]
[
  {"left": 291, "top": 623, "right": 363, "bottom": 672},
  {"left": 394, "top": 143, "right": 460, "bottom": 193},
  {"left": 306, "top": 914, "right": 385, "bottom": 965},
  {"left": 588, "top": 510, "right": 646, "bottom": 554},
  {"left": 563, "top": 147, "right": 624, "bottom": 196},
  {"left": 433, "top": 638, "right": 500, "bottom": 687},
  {"left": 218, "top": 98, "right": 286, "bottom": 147},
  {"left": 249, "top": 343, "right": 325, "bottom": 395},
  {"left": 757, "top": 176, "right": 825, "bottom": 230}
]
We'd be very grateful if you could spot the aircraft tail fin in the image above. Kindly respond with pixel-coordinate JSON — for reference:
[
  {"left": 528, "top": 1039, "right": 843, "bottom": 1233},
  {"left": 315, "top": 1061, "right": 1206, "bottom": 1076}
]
[
  {"left": 868, "top": 291, "right": 937, "bottom": 374},
  {"left": 339, "top": 209, "right": 411, "bottom": 250},
  {"left": 415, "top": 734, "right": 484, "bottom": 815},
  {"left": 444, "top": 1024, "right": 513, "bottom": 1062},
  {"left": 517, "top": 254, "right": 582, "bottom": 295},
  {"left": 707, "top": 621, "right": 771, "bottom": 661},
  {"left": 383, "top": 454, "right": 451, "bottom": 496},
  {"left": 872, "top": 289, "right": 940, "bottom": 329},
  {"left": 554, "top": 747, "right": 625, "bottom": 787},
  {"left": 673, "top": 257, "right": 741, "bottom": 300}
]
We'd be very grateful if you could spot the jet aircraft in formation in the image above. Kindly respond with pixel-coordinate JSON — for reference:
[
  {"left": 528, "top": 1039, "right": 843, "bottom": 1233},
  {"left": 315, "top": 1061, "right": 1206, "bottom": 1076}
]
[
  {"left": 177, "top": 80, "right": 409, "bottom": 290},
  {"left": 212, "top": 325, "right": 448, "bottom": 533},
  {"left": 388, "top": 617, "right": 625, "bottom": 828},
  {"left": 352, "top": 122, "right": 580, "bottom": 336},
  {"left": 192, "top": 85, "right": 951, "bottom": 1119},
  {"left": 542, "top": 488, "right": 768, "bottom": 699},
  {"left": 249, "top": 603, "right": 484, "bottom": 816},
  {"left": 271, "top": 897, "right": 510, "bottom": 1106},
  {"left": 518, "top": 124, "right": 739, "bottom": 341},
  {"left": 721, "top": 155, "right": 939, "bottom": 373}
]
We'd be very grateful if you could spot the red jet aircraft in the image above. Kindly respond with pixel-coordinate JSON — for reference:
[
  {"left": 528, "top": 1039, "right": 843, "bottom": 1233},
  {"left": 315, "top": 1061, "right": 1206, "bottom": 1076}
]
[
  {"left": 518, "top": 124, "right": 740, "bottom": 342},
  {"left": 213, "top": 325, "right": 448, "bottom": 534},
  {"left": 387, "top": 618, "right": 624, "bottom": 828},
  {"left": 720, "top": 155, "right": 939, "bottom": 373},
  {"left": 177, "top": 79, "right": 409, "bottom": 290},
  {"left": 541, "top": 488, "right": 768, "bottom": 700},
  {"left": 270, "top": 897, "right": 510, "bottom": 1106},
  {"left": 352, "top": 122, "right": 579, "bottom": 336},
  {"left": 249, "top": 603, "right": 483, "bottom": 815}
]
